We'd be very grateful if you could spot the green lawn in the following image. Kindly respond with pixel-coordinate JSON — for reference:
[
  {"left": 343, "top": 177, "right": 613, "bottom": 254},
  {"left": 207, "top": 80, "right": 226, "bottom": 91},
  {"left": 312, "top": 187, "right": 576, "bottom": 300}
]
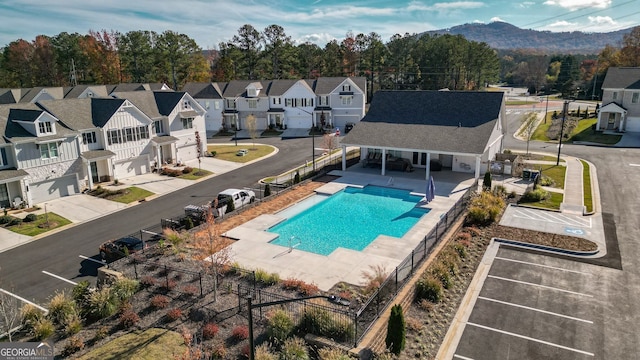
[
  {"left": 524, "top": 163, "right": 566, "bottom": 189},
  {"left": 532, "top": 115, "right": 621, "bottom": 145},
  {"left": 531, "top": 112, "right": 553, "bottom": 141},
  {"left": 581, "top": 160, "right": 593, "bottom": 213},
  {"left": 109, "top": 187, "right": 154, "bottom": 203},
  {"left": 521, "top": 191, "right": 564, "bottom": 210},
  {"left": 5, "top": 213, "right": 71, "bottom": 236},
  {"left": 208, "top": 144, "right": 274, "bottom": 163},
  {"left": 77, "top": 328, "right": 186, "bottom": 360}
]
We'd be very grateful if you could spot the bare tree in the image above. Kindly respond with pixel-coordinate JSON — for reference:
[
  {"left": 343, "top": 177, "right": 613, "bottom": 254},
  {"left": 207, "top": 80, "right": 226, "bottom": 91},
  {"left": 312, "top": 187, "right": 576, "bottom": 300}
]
[
  {"left": 321, "top": 133, "right": 339, "bottom": 164},
  {"left": 193, "top": 212, "right": 233, "bottom": 302},
  {"left": 245, "top": 114, "right": 259, "bottom": 149},
  {"left": 0, "top": 271, "right": 21, "bottom": 341}
]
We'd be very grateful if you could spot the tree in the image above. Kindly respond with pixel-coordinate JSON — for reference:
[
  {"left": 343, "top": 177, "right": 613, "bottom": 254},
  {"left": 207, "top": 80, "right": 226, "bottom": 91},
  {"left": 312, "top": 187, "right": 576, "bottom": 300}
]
[
  {"left": 2, "top": 39, "right": 35, "bottom": 87},
  {"left": 0, "top": 270, "right": 20, "bottom": 342},
  {"left": 156, "top": 31, "right": 206, "bottom": 90},
  {"left": 245, "top": 114, "right": 259, "bottom": 149},
  {"left": 79, "top": 30, "right": 122, "bottom": 84},
  {"left": 483, "top": 171, "right": 492, "bottom": 191},
  {"left": 118, "top": 30, "right": 158, "bottom": 83},
  {"left": 32, "top": 35, "right": 58, "bottom": 86},
  {"left": 230, "top": 24, "right": 263, "bottom": 79},
  {"left": 262, "top": 25, "right": 293, "bottom": 79},
  {"left": 618, "top": 26, "right": 640, "bottom": 67},
  {"left": 385, "top": 304, "right": 406, "bottom": 355},
  {"left": 322, "top": 133, "right": 339, "bottom": 164}
]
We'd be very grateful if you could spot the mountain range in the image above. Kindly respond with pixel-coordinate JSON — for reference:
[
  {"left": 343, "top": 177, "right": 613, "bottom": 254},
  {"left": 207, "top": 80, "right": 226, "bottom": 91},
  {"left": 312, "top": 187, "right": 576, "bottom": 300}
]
[{"left": 423, "top": 22, "right": 634, "bottom": 54}]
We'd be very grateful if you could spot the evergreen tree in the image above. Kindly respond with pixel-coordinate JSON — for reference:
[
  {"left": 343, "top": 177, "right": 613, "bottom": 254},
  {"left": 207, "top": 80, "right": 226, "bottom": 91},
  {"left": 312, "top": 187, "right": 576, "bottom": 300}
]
[
  {"left": 483, "top": 171, "right": 492, "bottom": 191},
  {"left": 385, "top": 304, "right": 406, "bottom": 355}
]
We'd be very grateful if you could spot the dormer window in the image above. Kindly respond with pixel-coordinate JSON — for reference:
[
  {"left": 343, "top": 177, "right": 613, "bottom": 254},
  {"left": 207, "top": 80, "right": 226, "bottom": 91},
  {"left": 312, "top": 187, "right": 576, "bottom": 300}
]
[
  {"left": 183, "top": 100, "right": 191, "bottom": 109},
  {"left": 248, "top": 88, "right": 257, "bottom": 97},
  {"left": 342, "top": 85, "right": 351, "bottom": 92},
  {"left": 39, "top": 122, "right": 52, "bottom": 134}
]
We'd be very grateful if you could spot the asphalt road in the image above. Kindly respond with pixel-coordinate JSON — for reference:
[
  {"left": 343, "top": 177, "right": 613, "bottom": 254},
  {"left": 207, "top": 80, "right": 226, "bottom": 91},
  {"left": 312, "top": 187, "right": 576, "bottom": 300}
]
[{"left": 0, "top": 136, "right": 315, "bottom": 305}]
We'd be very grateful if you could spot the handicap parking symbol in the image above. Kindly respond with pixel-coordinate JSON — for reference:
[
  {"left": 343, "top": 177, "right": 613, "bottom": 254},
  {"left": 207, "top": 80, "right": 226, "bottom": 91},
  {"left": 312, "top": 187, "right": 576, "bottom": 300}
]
[{"left": 565, "top": 227, "right": 585, "bottom": 235}]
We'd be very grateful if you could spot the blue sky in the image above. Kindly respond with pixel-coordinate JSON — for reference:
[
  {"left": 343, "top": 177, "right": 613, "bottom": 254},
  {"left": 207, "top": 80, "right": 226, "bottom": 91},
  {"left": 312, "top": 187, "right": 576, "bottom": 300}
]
[{"left": 0, "top": 0, "right": 638, "bottom": 49}]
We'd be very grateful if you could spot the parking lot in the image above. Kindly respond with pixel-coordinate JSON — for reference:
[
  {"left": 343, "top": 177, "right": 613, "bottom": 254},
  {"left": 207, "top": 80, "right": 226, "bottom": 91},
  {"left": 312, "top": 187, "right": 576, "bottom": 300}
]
[{"left": 453, "top": 245, "right": 602, "bottom": 359}]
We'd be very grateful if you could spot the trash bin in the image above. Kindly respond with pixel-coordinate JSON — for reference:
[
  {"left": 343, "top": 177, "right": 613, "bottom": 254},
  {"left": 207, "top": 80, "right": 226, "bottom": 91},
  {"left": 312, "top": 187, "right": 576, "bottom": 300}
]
[
  {"left": 530, "top": 170, "right": 540, "bottom": 181},
  {"left": 522, "top": 169, "right": 531, "bottom": 180}
]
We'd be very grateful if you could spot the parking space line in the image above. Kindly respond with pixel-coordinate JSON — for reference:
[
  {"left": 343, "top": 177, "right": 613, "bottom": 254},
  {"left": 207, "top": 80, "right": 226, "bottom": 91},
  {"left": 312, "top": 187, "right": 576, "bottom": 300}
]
[
  {"left": 453, "top": 354, "right": 475, "bottom": 360},
  {"left": 79, "top": 254, "right": 106, "bottom": 266},
  {"left": 487, "top": 275, "right": 593, "bottom": 297},
  {"left": 0, "top": 288, "right": 48, "bottom": 313},
  {"left": 478, "top": 296, "right": 593, "bottom": 324},
  {"left": 494, "top": 257, "right": 591, "bottom": 275},
  {"left": 467, "top": 322, "right": 594, "bottom": 356},
  {"left": 42, "top": 271, "right": 77, "bottom": 286},
  {"left": 513, "top": 208, "right": 591, "bottom": 228}
]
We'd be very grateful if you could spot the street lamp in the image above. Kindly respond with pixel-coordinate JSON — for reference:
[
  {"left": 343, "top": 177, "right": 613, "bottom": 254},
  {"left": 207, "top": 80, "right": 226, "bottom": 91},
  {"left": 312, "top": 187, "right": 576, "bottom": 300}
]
[{"left": 246, "top": 295, "right": 350, "bottom": 360}]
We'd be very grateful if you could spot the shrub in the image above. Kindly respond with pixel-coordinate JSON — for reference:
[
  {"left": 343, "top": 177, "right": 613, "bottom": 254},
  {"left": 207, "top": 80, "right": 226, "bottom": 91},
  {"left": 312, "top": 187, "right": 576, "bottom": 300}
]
[
  {"left": 361, "top": 264, "right": 388, "bottom": 296},
  {"left": 508, "top": 190, "right": 517, "bottom": 199},
  {"left": 21, "top": 304, "right": 44, "bottom": 331},
  {"left": 298, "top": 308, "right": 354, "bottom": 341},
  {"left": 0, "top": 215, "right": 13, "bottom": 224},
  {"left": 318, "top": 348, "right": 351, "bottom": 360},
  {"left": 417, "top": 299, "right": 434, "bottom": 312},
  {"left": 160, "top": 279, "right": 177, "bottom": 291},
  {"left": 63, "top": 311, "right": 83, "bottom": 336},
  {"left": 254, "top": 344, "right": 276, "bottom": 360},
  {"left": 385, "top": 304, "right": 406, "bottom": 355},
  {"left": 415, "top": 276, "right": 443, "bottom": 303},
  {"left": 93, "top": 326, "right": 109, "bottom": 341},
  {"left": 72, "top": 280, "right": 92, "bottom": 311},
  {"left": 182, "top": 166, "right": 193, "bottom": 174},
  {"left": 226, "top": 199, "right": 235, "bottom": 213},
  {"left": 181, "top": 284, "right": 199, "bottom": 297},
  {"left": 294, "top": 171, "right": 301, "bottom": 184},
  {"left": 438, "top": 249, "right": 460, "bottom": 276},
  {"left": 8, "top": 217, "right": 22, "bottom": 226},
  {"left": 210, "top": 344, "right": 227, "bottom": 359},
  {"left": 32, "top": 317, "right": 55, "bottom": 340},
  {"left": 453, "top": 243, "right": 468, "bottom": 259},
  {"left": 281, "top": 337, "right": 309, "bottom": 360},
  {"left": 520, "top": 187, "right": 549, "bottom": 203},
  {"left": 430, "top": 263, "right": 453, "bottom": 289},
  {"left": 266, "top": 309, "right": 294, "bottom": 344},
  {"left": 255, "top": 269, "right": 280, "bottom": 286},
  {"left": 282, "top": 278, "right": 305, "bottom": 291},
  {"left": 466, "top": 191, "right": 505, "bottom": 225},
  {"left": 23, "top": 213, "right": 38, "bottom": 222},
  {"left": 112, "top": 278, "right": 139, "bottom": 302},
  {"left": 464, "top": 226, "right": 482, "bottom": 237},
  {"left": 140, "top": 275, "right": 156, "bottom": 288},
  {"left": 202, "top": 323, "right": 219, "bottom": 340},
  {"left": 232, "top": 325, "right": 249, "bottom": 340},
  {"left": 539, "top": 175, "right": 555, "bottom": 187},
  {"left": 166, "top": 308, "right": 182, "bottom": 322},
  {"left": 210, "top": 150, "right": 217, "bottom": 157},
  {"left": 150, "top": 295, "right": 170, "bottom": 309},
  {"left": 119, "top": 309, "right": 140, "bottom": 329},
  {"left": 47, "top": 291, "right": 77, "bottom": 326},
  {"left": 87, "top": 287, "right": 117, "bottom": 320},
  {"left": 298, "top": 282, "right": 320, "bottom": 296},
  {"left": 405, "top": 317, "right": 423, "bottom": 332},
  {"left": 493, "top": 184, "right": 507, "bottom": 197},
  {"left": 62, "top": 335, "right": 85, "bottom": 356},
  {"left": 264, "top": 184, "right": 271, "bottom": 197},
  {"left": 456, "top": 231, "right": 472, "bottom": 242}
]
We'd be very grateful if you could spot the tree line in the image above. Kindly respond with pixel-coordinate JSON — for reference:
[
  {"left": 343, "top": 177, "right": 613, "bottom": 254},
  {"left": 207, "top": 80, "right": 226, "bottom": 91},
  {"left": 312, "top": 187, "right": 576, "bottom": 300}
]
[{"left": 0, "top": 25, "right": 500, "bottom": 94}]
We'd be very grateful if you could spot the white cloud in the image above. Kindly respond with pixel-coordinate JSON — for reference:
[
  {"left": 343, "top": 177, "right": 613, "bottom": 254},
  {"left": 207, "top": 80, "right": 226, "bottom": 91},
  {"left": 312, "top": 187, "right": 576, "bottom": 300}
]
[
  {"left": 588, "top": 16, "right": 615, "bottom": 25},
  {"left": 490, "top": 16, "right": 506, "bottom": 22},
  {"left": 519, "top": 1, "right": 536, "bottom": 8},
  {"left": 543, "top": 0, "right": 611, "bottom": 10},
  {"left": 473, "top": 19, "right": 484, "bottom": 23},
  {"left": 546, "top": 20, "right": 577, "bottom": 28},
  {"left": 432, "top": 1, "right": 485, "bottom": 10}
]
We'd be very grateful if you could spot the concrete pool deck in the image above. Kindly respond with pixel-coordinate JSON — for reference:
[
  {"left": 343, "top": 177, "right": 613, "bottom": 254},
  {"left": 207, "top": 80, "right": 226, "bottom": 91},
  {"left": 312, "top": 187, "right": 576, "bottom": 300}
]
[{"left": 224, "top": 169, "right": 476, "bottom": 291}]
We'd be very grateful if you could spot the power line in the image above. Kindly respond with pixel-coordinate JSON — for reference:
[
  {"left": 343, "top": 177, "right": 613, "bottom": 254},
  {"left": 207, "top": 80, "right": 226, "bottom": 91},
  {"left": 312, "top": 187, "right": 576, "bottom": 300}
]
[{"left": 521, "top": 0, "right": 638, "bottom": 29}]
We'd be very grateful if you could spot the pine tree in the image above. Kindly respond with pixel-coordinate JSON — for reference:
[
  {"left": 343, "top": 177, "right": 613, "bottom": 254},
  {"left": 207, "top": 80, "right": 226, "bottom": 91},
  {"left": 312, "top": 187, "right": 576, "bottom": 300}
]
[
  {"left": 483, "top": 171, "right": 492, "bottom": 191},
  {"left": 385, "top": 304, "right": 406, "bottom": 355}
]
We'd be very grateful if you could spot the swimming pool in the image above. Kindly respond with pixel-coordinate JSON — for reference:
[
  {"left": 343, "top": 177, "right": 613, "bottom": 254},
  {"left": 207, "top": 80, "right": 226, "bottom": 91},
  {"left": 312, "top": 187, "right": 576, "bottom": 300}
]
[{"left": 268, "top": 186, "right": 430, "bottom": 255}]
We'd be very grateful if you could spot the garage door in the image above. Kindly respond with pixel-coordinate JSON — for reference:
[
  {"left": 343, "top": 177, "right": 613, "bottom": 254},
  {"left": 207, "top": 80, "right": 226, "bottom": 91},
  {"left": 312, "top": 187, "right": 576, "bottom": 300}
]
[
  {"left": 113, "top": 156, "right": 149, "bottom": 179},
  {"left": 31, "top": 174, "right": 78, "bottom": 204},
  {"left": 177, "top": 144, "right": 197, "bottom": 163},
  {"left": 287, "top": 116, "right": 308, "bottom": 129}
]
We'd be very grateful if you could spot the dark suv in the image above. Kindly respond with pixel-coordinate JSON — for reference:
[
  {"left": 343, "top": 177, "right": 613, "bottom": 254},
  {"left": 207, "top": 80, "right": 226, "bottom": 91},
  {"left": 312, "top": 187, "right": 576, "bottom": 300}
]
[
  {"left": 99, "top": 236, "right": 144, "bottom": 262},
  {"left": 345, "top": 122, "right": 355, "bottom": 133}
]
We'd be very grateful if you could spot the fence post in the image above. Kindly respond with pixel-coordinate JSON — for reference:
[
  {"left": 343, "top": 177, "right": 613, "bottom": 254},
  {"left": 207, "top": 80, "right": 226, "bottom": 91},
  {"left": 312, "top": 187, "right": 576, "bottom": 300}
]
[
  {"left": 199, "top": 272, "right": 203, "bottom": 297},
  {"left": 354, "top": 312, "right": 358, "bottom": 347},
  {"left": 423, "top": 236, "right": 427, "bottom": 257},
  {"left": 411, "top": 250, "right": 414, "bottom": 274},
  {"left": 133, "top": 258, "right": 138, "bottom": 279},
  {"left": 165, "top": 265, "right": 169, "bottom": 290},
  {"left": 395, "top": 267, "right": 399, "bottom": 294},
  {"left": 253, "top": 271, "right": 257, "bottom": 292},
  {"left": 237, "top": 284, "right": 241, "bottom": 310}
]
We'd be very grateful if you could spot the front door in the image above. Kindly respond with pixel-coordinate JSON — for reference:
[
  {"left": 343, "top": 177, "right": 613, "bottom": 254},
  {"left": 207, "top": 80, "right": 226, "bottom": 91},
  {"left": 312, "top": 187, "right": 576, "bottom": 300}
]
[
  {"left": 607, "top": 113, "right": 616, "bottom": 130},
  {"left": 90, "top": 162, "right": 99, "bottom": 183}
]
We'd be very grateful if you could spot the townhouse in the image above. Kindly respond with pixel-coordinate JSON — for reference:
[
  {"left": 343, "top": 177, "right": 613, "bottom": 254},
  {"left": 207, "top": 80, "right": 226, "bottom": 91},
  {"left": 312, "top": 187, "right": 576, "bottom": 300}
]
[
  {"left": 596, "top": 67, "right": 640, "bottom": 132},
  {"left": 0, "top": 86, "right": 204, "bottom": 209}
]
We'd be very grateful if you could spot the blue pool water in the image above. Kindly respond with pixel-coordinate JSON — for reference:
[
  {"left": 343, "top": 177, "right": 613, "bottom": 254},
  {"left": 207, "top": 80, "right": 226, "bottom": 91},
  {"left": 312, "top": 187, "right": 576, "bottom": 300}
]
[{"left": 268, "top": 186, "right": 430, "bottom": 255}]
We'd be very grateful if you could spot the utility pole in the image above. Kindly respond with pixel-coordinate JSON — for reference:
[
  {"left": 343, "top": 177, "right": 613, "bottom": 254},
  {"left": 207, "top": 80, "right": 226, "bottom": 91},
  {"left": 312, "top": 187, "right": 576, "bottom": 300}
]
[{"left": 556, "top": 101, "right": 569, "bottom": 166}]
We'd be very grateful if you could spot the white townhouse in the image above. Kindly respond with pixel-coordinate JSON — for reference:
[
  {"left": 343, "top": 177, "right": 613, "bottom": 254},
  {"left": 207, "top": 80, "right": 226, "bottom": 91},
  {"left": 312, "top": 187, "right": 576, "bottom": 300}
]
[
  {"left": 183, "top": 77, "right": 366, "bottom": 134},
  {"left": 0, "top": 103, "right": 82, "bottom": 207},
  {"left": 181, "top": 82, "right": 226, "bottom": 133},
  {"left": 596, "top": 67, "right": 640, "bottom": 132}
]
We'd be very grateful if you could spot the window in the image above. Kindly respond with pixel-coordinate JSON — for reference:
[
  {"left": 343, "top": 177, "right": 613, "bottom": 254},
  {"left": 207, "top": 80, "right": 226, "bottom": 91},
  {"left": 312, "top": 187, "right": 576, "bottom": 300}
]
[
  {"left": 342, "top": 85, "right": 351, "bottom": 91},
  {"left": 248, "top": 99, "right": 258, "bottom": 108},
  {"left": 214, "top": 101, "right": 220, "bottom": 110},
  {"left": 0, "top": 147, "right": 8, "bottom": 167},
  {"left": 341, "top": 96, "right": 353, "bottom": 105},
  {"left": 38, "top": 122, "right": 52, "bottom": 134},
  {"left": 82, "top": 132, "right": 96, "bottom": 144},
  {"left": 138, "top": 126, "right": 149, "bottom": 139},
  {"left": 125, "top": 128, "right": 135, "bottom": 142},
  {"left": 182, "top": 117, "right": 194, "bottom": 129},
  {"left": 225, "top": 99, "right": 236, "bottom": 109},
  {"left": 612, "top": 92, "right": 618, "bottom": 100},
  {"left": 154, "top": 120, "right": 164, "bottom": 134},
  {"left": 40, "top": 142, "right": 58, "bottom": 159},
  {"left": 182, "top": 100, "right": 191, "bottom": 109},
  {"left": 205, "top": 101, "right": 210, "bottom": 109},
  {"left": 273, "top": 97, "right": 281, "bottom": 105},
  {"left": 0, "top": 183, "right": 8, "bottom": 208},
  {"left": 318, "top": 96, "right": 329, "bottom": 106},
  {"left": 107, "top": 129, "right": 122, "bottom": 145},
  {"left": 285, "top": 99, "right": 292, "bottom": 107},
  {"left": 633, "top": 92, "right": 639, "bottom": 104}
]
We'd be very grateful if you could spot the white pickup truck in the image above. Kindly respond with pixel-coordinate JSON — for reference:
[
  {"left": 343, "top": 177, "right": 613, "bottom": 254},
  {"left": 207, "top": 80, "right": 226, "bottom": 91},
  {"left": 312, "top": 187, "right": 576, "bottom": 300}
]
[{"left": 216, "top": 188, "right": 256, "bottom": 210}]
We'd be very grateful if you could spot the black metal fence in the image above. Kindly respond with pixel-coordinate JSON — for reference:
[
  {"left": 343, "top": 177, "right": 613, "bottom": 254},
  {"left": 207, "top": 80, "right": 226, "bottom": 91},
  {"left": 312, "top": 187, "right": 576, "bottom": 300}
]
[
  {"left": 237, "top": 284, "right": 357, "bottom": 347},
  {"left": 354, "top": 186, "right": 473, "bottom": 344}
]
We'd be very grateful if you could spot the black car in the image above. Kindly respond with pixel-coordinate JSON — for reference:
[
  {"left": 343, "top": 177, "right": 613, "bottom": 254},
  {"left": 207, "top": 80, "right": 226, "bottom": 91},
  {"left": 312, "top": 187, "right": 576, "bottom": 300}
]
[
  {"left": 344, "top": 122, "right": 355, "bottom": 133},
  {"left": 99, "top": 236, "right": 144, "bottom": 261}
]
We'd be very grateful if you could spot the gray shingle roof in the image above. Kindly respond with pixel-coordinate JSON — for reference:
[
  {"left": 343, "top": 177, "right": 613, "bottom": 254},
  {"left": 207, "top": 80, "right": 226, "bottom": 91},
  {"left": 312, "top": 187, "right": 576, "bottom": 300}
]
[
  {"left": 64, "top": 85, "right": 110, "bottom": 99},
  {"left": 153, "top": 91, "right": 185, "bottom": 116},
  {"left": 0, "top": 102, "right": 77, "bottom": 143},
  {"left": 0, "top": 89, "right": 19, "bottom": 104},
  {"left": 0, "top": 168, "right": 29, "bottom": 181},
  {"left": 182, "top": 83, "right": 223, "bottom": 99},
  {"left": 222, "top": 80, "right": 262, "bottom": 97},
  {"left": 8, "top": 109, "right": 42, "bottom": 122},
  {"left": 266, "top": 79, "right": 298, "bottom": 96},
  {"left": 341, "top": 90, "right": 504, "bottom": 154},
  {"left": 313, "top": 77, "right": 366, "bottom": 94},
  {"left": 37, "top": 98, "right": 95, "bottom": 130},
  {"left": 602, "top": 67, "right": 640, "bottom": 89},
  {"left": 18, "top": 87, "right": 65, "bottom": 103},
  {"left": 112, "top": 91, "right": 163, "bottom": 119}
]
